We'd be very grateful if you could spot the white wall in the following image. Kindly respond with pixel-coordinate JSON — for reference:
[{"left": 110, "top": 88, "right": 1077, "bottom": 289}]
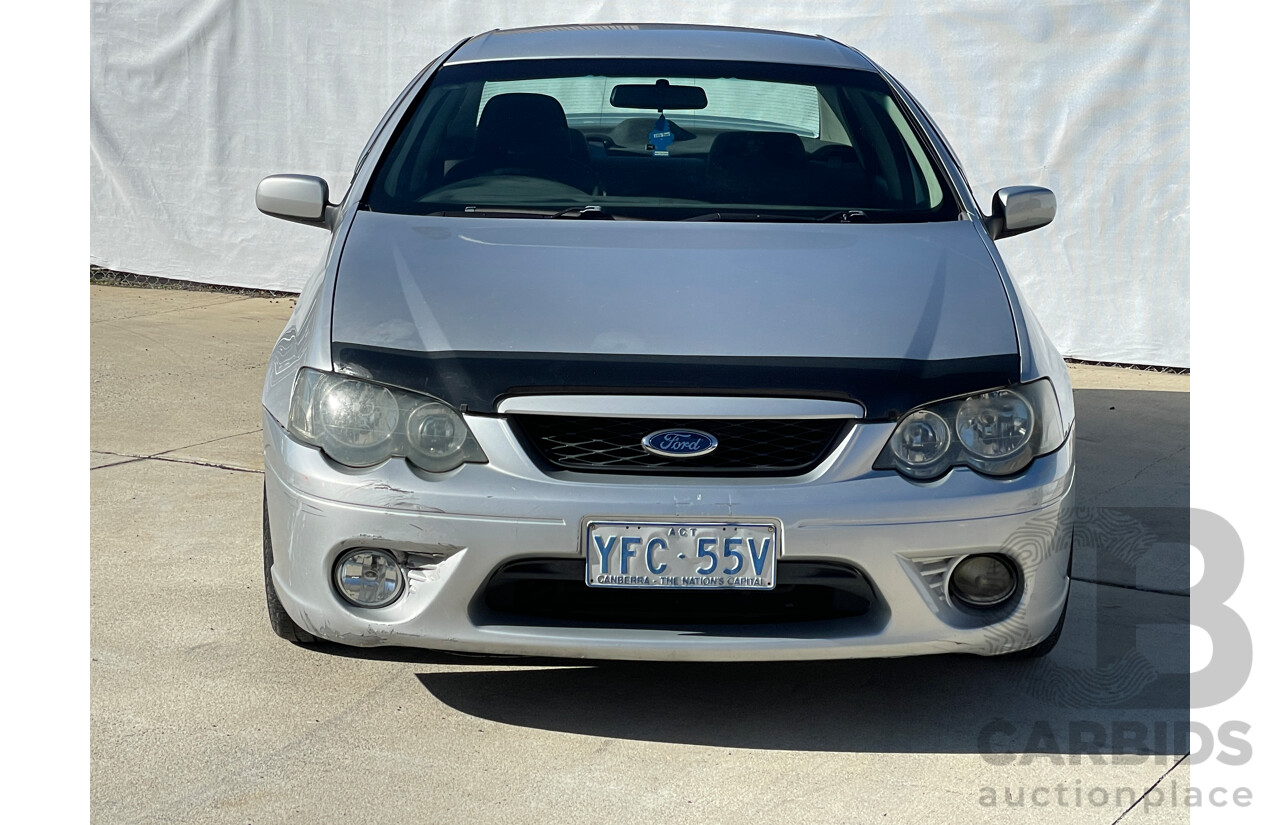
[{"left": 89, "top": 0, "right": 1189, "bottom": 367}]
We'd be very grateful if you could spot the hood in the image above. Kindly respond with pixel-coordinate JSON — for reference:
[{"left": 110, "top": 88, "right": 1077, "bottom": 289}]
[
  {"left": 332, "top": 212, "right": 1017, "bottom": 360},
  {"left": 328, "top": 212, "right": 1021, "bottom": 417}
]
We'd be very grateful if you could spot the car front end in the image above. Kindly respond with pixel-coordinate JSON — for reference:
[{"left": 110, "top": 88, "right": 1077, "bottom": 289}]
[{"left": 257, "top": 24, "right": 1074, "bottom": 660}]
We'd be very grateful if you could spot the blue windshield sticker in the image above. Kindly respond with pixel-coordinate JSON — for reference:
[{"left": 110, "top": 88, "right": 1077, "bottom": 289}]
[{"left": 647, "top": 114, "right": 674, "bottom": 157}]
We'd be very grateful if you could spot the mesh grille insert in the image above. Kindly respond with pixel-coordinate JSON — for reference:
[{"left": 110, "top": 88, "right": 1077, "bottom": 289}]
[{"left": 511, "top": 415, "right": 851, "bottom": 475}]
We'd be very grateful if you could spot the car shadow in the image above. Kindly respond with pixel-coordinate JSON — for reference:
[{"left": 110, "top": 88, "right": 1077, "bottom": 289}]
[{"left": 407, "top": 574, "right": 1187, "bottom": 754}]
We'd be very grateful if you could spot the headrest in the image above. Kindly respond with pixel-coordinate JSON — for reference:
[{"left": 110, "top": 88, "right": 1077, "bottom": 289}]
[{"left": 476, "top": 93, "right": 569, "bottom": 155}]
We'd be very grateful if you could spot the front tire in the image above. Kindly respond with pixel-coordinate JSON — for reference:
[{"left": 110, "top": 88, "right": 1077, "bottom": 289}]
[{"left": 263, "top": 488, "right": 316, "bottom": 644}]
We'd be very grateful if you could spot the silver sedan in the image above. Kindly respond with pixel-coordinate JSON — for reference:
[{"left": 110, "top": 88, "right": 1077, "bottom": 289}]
[{"left": 256, "top": 23, "right": 1073, "bottom": 660}]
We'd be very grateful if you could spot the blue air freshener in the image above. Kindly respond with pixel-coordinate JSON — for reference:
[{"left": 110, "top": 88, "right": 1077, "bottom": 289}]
[{"left": 647, "top": 114, "right": 674, "bottom": 157}]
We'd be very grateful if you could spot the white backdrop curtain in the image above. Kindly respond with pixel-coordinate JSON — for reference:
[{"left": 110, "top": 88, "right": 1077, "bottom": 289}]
[{"left": 90, "top": 0, "right": 1189, "bottom": 367}]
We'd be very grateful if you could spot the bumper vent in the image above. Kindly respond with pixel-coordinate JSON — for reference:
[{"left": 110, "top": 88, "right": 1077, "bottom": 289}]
[
  {"left": 476, "top": 558, "right": 879, "bottom": 628},
  {"left": 511, "top": 415, "right": 851, "bottom": 476}
]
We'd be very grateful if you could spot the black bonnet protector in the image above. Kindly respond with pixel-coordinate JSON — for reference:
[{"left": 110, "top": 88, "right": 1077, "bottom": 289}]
[{"left": 331, "top": 344, "right": 1022, "bottom": 421}]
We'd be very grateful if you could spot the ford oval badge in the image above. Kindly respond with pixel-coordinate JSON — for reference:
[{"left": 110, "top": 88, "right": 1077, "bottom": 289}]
[{"left": 641, "top": 429, "right": 719, "bottom": 459}]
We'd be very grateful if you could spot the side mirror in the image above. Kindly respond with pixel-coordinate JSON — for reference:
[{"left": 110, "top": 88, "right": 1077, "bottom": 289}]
[
  {"left": 986, "top": 186, "right": 1056, "bottom": 240},
  {"left": 256, "top": 174, "right": 332, "bottom": 228}
]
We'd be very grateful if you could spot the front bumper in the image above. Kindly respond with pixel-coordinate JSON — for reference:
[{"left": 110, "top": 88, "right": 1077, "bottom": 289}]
[{"left": 263, "top": 409, "right": 1074, "bottom": 661}]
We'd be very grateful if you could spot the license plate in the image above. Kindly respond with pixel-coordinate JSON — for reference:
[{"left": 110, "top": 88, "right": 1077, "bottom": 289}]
[{"left": 585, "top": 520, "right": 778, "bottom": 590}]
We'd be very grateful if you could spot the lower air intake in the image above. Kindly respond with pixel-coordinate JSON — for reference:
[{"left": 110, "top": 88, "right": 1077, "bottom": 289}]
[{"left": 476, "top": 558, "right": 880, "bottom": 628}]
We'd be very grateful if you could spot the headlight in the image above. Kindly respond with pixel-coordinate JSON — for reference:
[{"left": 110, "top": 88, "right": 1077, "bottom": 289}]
[
  {"left": 888, "top": 409, "right": 951, "bottom": 473},
  {"left": 404, "top": 402, "right": 470, "bottom": 471},
  {"left": 288, "top": 368, "right": 487, "bottom": 472},
  {"left": 874, "top": 379, "right": 1065, "bottom": 480},
  {"left": 316, "top": 379, "right": 399, "bottom": 465}
]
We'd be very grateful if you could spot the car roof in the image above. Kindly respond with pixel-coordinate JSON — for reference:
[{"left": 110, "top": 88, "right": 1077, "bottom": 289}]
[{"left": 446, "top": 23, "right": 878, "bottom": 71}]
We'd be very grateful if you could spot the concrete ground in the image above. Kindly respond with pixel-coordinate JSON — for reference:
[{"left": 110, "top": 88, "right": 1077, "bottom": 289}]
[{"left": 90, "top": 285, "right": 1191, "bottom": 824}]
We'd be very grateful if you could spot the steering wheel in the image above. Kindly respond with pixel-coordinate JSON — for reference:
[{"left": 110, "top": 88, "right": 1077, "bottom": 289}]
[
  {"left": 477, "top": 167, "right": 601, "bottom": 196},
  {"left": 809, "top": 144, "right": 866, "bottom": 167}
]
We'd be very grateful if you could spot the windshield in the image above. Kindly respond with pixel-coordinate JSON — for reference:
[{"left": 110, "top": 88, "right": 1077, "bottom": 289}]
[{"left": 365, "top": 58, "right": 958, "bottom": 221}]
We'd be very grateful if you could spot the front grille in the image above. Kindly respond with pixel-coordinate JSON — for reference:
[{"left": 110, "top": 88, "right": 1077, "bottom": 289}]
[
  {"left": 476, "top": 558, "right": 880, "bottom": 628},
  {"left": 511, "top": 415, "right": 851, "bottom": 475}
]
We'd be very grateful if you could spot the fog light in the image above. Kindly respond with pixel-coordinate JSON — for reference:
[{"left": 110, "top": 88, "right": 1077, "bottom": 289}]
[
  {"left": 333, "top": 548, "right": 403, "bottom": 608},
  {"left": 949, "top": 554, "right": 1017, "bottom": 608}
]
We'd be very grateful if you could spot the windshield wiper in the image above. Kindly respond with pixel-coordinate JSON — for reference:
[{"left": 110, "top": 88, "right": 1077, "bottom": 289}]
[
  {"left": 425, "top": 206, "right": 874, "bottom": 222},
  {"left": 821, "top": 210, "right": 869, "bottom": 222},
  {"left": 682, "top": 211, "right": 816, "bottom": 222},
  {"left": 422, "top": 205, "right": 614, "bottom": 219},
  {"left": 424, "top": 207, "right": 553, "bottom": 218},
  {"left": 681, "top": 210, "right": 872, "bottom": 223},
  {"left": 550, "top": 205, "right": 612, "bottom": 219}
]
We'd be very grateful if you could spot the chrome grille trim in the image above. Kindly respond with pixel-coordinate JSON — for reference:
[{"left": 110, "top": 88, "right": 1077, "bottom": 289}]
[{"left": 497, "top": 394, "right": 866, "bottom": 419}]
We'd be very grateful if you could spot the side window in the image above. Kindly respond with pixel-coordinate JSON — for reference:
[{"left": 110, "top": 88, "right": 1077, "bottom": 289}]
[
  {"left": 841, "top": 87, "right": 943, "bottom": 209},
  {"left": 879, "top": 94, "right": 943, "bottom": 208},
  {"left": 375, "top": 86, "right": 468, "bottom": 202},
  {"left": 352, "top": 72, "right": 428, "bottom": 184}
]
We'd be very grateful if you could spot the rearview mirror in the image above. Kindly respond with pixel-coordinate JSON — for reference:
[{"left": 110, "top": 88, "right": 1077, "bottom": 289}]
[
  {"left": 256, "top": 174, "right": 332, "bottom": 228},
  {"left": 987, "top": 186, "right": 1056, "bottom": 240},
  {"left": 610, "top": 80, "right": 708, "bottom": 111}
]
